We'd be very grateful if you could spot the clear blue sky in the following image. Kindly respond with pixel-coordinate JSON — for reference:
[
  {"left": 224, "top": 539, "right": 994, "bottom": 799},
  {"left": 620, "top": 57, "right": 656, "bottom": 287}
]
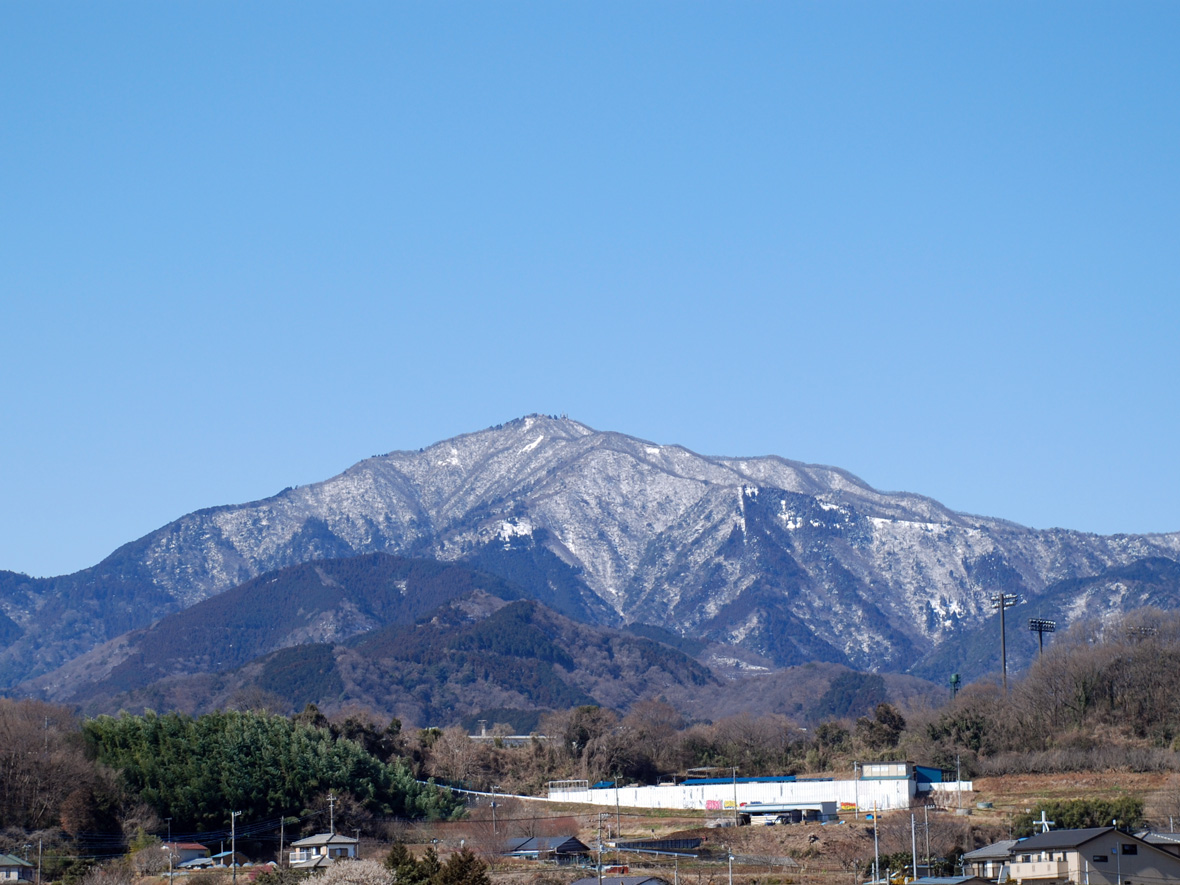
[{"left": 3, "top": 2, "right": 1178, "bottom": 578}]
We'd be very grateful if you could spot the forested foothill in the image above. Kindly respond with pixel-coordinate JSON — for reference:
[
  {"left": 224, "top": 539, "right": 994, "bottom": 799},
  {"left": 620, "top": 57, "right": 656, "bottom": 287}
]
[
  {"left": 0, "top": 702, "right": 461, "bottom": 883},
  {"left": 5, "top": 608, "right": 1180, "bottom": 883}
]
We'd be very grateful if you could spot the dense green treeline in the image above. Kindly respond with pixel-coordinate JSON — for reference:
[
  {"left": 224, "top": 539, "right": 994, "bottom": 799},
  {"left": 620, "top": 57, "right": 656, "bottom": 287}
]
[
  {"left": 0, "top": 700, "right": 462, "bottom": 844},
  {"left": 83, "top": 709, "right": 463, "bottom": 831}
]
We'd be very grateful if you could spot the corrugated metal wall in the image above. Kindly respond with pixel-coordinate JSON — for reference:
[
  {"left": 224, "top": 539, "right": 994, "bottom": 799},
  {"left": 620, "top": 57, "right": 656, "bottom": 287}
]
[{"left": 548, "top": 777, "right": 917, "bottom": 811}]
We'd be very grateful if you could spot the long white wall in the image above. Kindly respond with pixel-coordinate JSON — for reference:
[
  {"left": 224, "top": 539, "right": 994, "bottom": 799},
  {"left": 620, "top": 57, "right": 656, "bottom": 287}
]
[{"left": 547, "top": 778, "right": 918, "bottom": 812}]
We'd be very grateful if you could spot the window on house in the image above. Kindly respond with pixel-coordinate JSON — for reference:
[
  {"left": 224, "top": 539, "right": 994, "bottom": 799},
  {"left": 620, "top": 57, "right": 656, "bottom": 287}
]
[
  {"left": 1093, "top": 855, "right": 1108, "bottom": 863},
  {"left": 1122, "top": 845, "right": 1138, "bottom": 855},
  {"left": 1022, "top": 856, "right": 1031, "bottom": 863}
]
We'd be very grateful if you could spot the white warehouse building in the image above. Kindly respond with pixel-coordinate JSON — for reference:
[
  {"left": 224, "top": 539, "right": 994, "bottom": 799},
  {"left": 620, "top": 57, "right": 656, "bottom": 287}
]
[{"left": 547, "top": 762, "right": 971, "bottom": 818}]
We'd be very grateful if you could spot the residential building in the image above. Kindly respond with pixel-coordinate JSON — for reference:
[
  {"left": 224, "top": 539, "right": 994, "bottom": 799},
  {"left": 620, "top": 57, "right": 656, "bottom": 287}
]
[
  {"left": 501, "top": 836, "right": 590, "bottom": 865},
  {"left": 162, "top": 843, "right": 210, "bottom": 865},
  {"left": 0, "top": 856, "right": 32, "bottom": 883},
  {"left": 289, "top": 833, "right": 358, "bottom": 868},
  {"left": 962, "top": 840, "right": 1018, "bottom": 879},
  {"left": 1137, "top": 832, "right": 1180, "bottom": 858},
  {"left": 1007, "top": 827, "right": 1180, "bottom": 885}
]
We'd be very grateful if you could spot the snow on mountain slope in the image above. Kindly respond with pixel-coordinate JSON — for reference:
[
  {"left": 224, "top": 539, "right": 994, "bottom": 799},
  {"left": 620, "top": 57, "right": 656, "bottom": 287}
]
[{"left": 4, "top": 414, "right": 1180, "bottom": 686}]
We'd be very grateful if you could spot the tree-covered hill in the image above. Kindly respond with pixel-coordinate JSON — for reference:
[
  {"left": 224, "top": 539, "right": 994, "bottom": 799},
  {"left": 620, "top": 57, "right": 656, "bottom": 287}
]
[
  {"left": 27, "top": 554, "right": 530, "bottom": 704},
  {"left": 33, "top": 555, "right": 720, "bottom": 725}
]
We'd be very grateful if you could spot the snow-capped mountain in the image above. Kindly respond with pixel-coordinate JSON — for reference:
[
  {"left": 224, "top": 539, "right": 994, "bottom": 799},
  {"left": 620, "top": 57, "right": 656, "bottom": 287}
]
[{"left": 3, "top": 414, "right": 1179, "bottom": 687}]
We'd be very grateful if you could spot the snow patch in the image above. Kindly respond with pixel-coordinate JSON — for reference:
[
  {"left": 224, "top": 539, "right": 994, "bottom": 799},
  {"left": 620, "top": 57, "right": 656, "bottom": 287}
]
[
  {"left": 521, "top": 434, "right": 544, "bottom": 453},
  {"left": 499, "top": 519, "right": 534, "bottom": 541},
  {"left": 709, "top": 656, "right": 770, "bottom": 672}
]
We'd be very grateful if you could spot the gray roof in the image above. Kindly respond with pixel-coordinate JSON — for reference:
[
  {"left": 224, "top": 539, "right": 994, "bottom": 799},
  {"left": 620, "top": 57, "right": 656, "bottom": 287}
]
[
  {"left": 291, "top": 832, "right": 358, "bottom": 847},
  {"left": 0, "top": 856, "right": 33, "bottom": 868},
  {"left": 1140, "top": 832, "right": 1180, "bottom": 845},
  {"left": 502, "top": 836, "right": 589, "bottom": 855},
  {"left": 1013, "top": 828, "right": 1115, "bottom": 851},
  {"left": 291, "top": 856, "right": 334, "bottom": 869},
  {"left": 963, "top": 840, "right": 1018, "bottom": 861}
]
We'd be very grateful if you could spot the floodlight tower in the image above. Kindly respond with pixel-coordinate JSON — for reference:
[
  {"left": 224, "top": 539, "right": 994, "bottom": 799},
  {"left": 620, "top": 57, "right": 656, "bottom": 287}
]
[
  {"left": 991, "top": 593, "right": 1019, "bottom": 691},
  {"left": 1028, "top": 618, "right": 1056, "bottom": 656}
]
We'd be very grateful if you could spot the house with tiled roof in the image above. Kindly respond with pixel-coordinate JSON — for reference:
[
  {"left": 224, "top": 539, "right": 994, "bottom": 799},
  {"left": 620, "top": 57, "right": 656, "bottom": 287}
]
[
  {"left": 501, "top": 835, "right": 590, "bottom": 865},
  {"left": 1006, "top": 827, "right": 1180, "bottom": 885},
  {"left": 962, "top": 840, "right": 1018, "bottom": 880},
  {"left": 288, "top": 833, "right": 358, "bottom": 868},
  {"left": 0, "top": 855, "right": 32, "bottom": 883}
]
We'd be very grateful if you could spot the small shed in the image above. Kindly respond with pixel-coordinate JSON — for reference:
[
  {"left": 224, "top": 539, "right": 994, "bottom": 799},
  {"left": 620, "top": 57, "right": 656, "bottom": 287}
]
[{"left": 210, "top": 851, "right": 249, "bottom": 868}]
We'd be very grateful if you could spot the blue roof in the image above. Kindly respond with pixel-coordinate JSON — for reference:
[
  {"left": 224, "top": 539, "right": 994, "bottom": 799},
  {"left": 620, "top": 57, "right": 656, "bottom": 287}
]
[{"left": 683, "top": 776, "right": 796, "bottom": 785}]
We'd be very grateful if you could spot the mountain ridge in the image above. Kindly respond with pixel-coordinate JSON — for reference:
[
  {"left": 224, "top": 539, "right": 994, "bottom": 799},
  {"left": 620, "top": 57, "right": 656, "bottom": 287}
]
[{"left": 3, "top": 414, "right": 1180, "bottom": 687}]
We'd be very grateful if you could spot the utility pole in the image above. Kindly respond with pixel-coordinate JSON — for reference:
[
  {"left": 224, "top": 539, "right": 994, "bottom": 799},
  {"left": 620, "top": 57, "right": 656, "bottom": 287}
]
[
  {"left": 873, "top": 804, "right": 880, "bottom": 884},
  {"left": 924, "top": 805, "right": 931, "bottom": 876},
  {"left": 853, "top": 762, "right": 859, "bottom": 819},
  {"left": 991, "top": 593, "right": 1018, "bottom": 691},
  {"left": 615, "top": 779, "right": 621, "bottom": 840},
  {"left": 491, "top": 786, "right": 498, "bottom": 835},
  {"left": 329, "top": 794, "right": 337, "bottom": 834},
  {"left": 956, "top": 756, "right": 962, "bottom": 810},
  {"left": 732, "top": 767, "right": 739, "bottom": 828},
  {"left": 279, "top": 818, "right": 285, "bottom": 868},
  {"left": 230, "top": 811, "right": 242, "bottom": 885},
  {"left": 911, "top": 814, "right": 918, "bottom": 881},
  {"left": 36, "top": 840, "right": 42, "bottom": 885},
  {"left": 596, "top": 814, "right": 605, "bottom": 885}
]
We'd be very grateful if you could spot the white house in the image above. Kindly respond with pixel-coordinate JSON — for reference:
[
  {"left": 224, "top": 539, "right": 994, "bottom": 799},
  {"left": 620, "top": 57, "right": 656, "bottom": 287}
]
[{"left": 289, "top": 833, "right": 358, "bottom": 869}]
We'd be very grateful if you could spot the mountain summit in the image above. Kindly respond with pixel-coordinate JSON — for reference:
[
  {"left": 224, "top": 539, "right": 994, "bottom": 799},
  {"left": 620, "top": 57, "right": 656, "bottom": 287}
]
[{"left": 3, "top": 414, "right": 1179, "bottom": 688}]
